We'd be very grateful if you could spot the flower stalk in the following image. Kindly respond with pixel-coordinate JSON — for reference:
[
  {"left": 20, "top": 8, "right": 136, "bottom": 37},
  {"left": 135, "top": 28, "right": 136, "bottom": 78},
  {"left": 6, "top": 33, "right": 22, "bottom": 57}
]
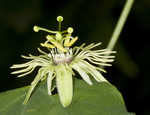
[{"left": 107, "top": 0, "right": 134, "bottom": 50}]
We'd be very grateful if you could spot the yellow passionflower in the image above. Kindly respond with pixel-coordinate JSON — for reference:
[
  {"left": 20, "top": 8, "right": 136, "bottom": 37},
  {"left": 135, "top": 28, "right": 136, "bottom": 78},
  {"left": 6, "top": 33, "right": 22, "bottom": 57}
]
[{"left": 10, "top": 16, "right": 115, "bottom": 107}]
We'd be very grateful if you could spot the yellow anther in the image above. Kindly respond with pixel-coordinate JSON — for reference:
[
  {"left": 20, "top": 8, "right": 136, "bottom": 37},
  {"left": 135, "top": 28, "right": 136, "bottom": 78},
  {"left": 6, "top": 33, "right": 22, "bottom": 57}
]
[
  {"left": 65, "top": 37, "right": 78, "bottom": 47},
  {"left": 64, "top": 38, "right": 70, "bottom": 47},
  {"left": 40, "top": 43, "right": 55, "bottom": 48},
  {"left": 46, "top": 35, "right": 67, "bottom": 52},
  {"left": 51, "top": 41, "right": 67, "bottom": 52},
  {"left": 33, "top": 26, "right": 39, "bottom": 32},
  {"left": 46, "top": 35, "right": 53, "bottom": 41}
]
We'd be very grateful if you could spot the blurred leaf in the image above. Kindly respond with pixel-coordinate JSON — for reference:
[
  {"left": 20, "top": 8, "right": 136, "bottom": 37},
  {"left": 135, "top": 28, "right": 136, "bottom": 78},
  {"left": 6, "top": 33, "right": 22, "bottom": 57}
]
[{"left": 0, "top": 79, "right": 135, "bottom": 115}]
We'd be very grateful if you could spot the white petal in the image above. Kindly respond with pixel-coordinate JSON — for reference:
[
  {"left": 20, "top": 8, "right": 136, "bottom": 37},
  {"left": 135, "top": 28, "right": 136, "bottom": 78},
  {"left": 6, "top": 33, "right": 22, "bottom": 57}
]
[
  {"left": 89, "top": 68, "right": 107, "bottom": 82},
  {"left": 23, "top": 69, "right": 42, "bottom": 104},
  {"left": 79, "top": 61, "right": 108, "bottom": 82},
  {"left": 47, "top": 71, "right": 54, "bottom": 95},
  {"left": 11, "top": 66, "right": 33, "bottom": 74},
  {"left": 72, "top": 64, "right": 93, "bottom": 85}
]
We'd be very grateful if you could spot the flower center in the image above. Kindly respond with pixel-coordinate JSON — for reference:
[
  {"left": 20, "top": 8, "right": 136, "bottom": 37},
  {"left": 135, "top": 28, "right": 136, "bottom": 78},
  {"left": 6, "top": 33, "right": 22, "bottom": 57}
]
[{"left": 49, "top": 48, "right": 73, "bottom": 65}]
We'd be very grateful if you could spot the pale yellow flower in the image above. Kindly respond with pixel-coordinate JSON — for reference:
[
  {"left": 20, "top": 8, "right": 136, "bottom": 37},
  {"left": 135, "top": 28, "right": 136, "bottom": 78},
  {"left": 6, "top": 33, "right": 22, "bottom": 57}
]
[{"left": 10, "top": 16, "right": 115, "bottom": 107}]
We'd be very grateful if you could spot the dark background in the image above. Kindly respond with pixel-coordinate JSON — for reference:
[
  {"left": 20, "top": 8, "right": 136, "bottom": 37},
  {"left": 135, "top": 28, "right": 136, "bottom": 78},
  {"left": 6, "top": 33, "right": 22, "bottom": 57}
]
[{"left": 0, "top": 0, "right": 149, "bottom": 115}]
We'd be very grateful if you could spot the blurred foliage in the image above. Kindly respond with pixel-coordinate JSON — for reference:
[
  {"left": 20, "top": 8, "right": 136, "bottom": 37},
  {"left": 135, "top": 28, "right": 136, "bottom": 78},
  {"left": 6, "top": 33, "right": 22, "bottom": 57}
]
[{"left": 0, "top": 0, "right": 149, "bottom": 114}]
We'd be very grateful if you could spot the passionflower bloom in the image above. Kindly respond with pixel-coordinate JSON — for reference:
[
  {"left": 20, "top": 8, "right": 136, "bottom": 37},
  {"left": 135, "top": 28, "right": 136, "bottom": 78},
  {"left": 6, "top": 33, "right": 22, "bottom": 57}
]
[{"left": 10, "top": 16, "right": 115, "bottom": 107}]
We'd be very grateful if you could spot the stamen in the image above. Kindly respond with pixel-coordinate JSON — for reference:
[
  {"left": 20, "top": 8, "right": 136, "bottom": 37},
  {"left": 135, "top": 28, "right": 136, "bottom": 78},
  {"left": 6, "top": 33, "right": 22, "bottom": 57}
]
[
  {"left": 47, "top": 35, "right": 67, "bottom": 52},
  {"left": 67, "top": 37, "right": 78, "bottom": 47},
  {"left": 41, "top": 43, "right": 55, "bottom": 48}
]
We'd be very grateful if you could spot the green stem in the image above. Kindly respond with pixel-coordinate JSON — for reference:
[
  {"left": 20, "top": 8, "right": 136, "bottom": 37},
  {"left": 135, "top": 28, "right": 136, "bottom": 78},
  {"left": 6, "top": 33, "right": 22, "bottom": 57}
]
[{"left": 107, "top": 0, "right": 134, "bottom": 50}]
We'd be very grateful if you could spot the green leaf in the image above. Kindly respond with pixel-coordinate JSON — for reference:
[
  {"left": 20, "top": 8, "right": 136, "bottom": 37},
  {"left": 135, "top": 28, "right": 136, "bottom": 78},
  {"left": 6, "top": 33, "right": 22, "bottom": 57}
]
[{"left": 0, "top": 79, "right": 135, "bottom": 115}]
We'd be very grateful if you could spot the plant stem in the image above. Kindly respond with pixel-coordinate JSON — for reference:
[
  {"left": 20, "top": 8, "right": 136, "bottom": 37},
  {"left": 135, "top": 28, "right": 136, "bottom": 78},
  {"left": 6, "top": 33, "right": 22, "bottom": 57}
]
[{"left": 107, "top": 0, "right": 134, "bottom": 50}]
